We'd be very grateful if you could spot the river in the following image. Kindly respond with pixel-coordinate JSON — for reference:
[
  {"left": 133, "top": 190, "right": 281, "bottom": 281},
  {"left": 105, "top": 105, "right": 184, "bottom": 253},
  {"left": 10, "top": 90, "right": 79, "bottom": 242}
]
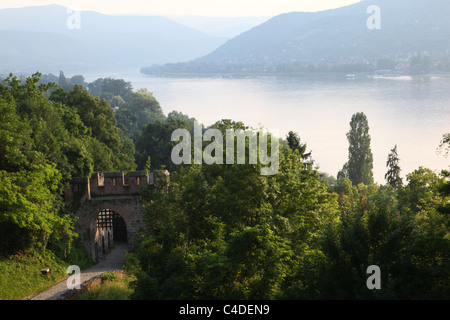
[{"left": 84, "top": 71, "right": 450, "bottom": 184}]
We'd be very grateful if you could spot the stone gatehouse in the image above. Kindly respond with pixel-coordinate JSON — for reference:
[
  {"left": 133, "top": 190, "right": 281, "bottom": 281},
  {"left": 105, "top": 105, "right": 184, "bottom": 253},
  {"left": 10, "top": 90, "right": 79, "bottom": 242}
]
[{"left": 64, "top": 170, "right": 169, "bottom": 262}]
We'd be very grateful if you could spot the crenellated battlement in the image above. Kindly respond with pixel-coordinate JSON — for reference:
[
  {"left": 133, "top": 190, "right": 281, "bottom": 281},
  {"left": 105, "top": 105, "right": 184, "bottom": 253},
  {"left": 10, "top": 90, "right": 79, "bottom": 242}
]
[
  {"left": 64, "top": 170, "right": 169, "bottom": 262},
  {"left": 64, "top": 170, "right": 169, "bottom": 203}
]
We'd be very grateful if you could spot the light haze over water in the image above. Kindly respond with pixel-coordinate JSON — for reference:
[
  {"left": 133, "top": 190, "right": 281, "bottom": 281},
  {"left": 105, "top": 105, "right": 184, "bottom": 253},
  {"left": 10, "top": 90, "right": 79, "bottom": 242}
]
[{"left": 85, "top": 72, "right": 450, "bottom": 184}]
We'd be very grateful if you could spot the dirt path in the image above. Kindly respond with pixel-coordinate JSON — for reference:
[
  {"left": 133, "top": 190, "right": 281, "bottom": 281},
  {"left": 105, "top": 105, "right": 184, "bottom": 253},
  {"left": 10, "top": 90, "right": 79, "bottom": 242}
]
[{"left": 30, "top": 243, "right": 128, "bottom": 300}]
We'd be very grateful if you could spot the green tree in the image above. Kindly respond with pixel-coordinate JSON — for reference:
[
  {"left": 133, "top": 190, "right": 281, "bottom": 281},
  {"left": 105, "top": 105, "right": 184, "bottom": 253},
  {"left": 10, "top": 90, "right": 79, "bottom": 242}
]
[
  {"left": 1, "top": 73, "right": 90, "bottom": 179},
  {"left": 398, "top": 167, "right": 444, "bottom": 214},
  {"left": 115, "top": 108, "right": 139, "bottom": 140},
  {"left": 224, "top": 225, "right": 294, "bottom": 299},
  {"left": 69, "top": 75, "right": 86, "bottom": 86},
  {"left": 167, "top": 110, "right": 197, "bottom": 129},
  {"left": 325, "top": 166, "right": 450, "bottom": 299},
  {"left": 337, "top": 162, "right": 349, "bottom": 182},
  {"left": 343, "top": 112, "right": 374, "bottom": 186},
  {"left": 394, "top": 168, "right": 449, "bottom": 298},
  {"left": 0, "top": 97, "right": 33, "bottom": 172},
  {"left": 87, "top": 77, "right": 133, "bottom": 101},
  {"left": 385, "top": 145, "right": 403, "bottom": 188},
  {"left": 438, "top": 133, "right": 450, "bottom": 158},
  {"left": 0, "top": 73, "right": 80, "bottom": 255},
  {"left": 115, "top": 88, "right": 167, "bottom": 141},
  {"left": 0, "top": 165, "right": 75, "bottom": 255},
  {"left": 124, "top": 88, "right": 166, "bottom": 129},
  {"left": 136, "top": 119, "right": 191, "bottom": 172},
  {"left": 132, "top": 120, "right": 340, "bottom": 300},
  {"left": 438, "top": 133, "right": 450, "bottom": 216},
  {"left": 286, "top": 131, "right": 311, "bottom": 159},
  {"left": 58, "top": 70, "right": 66, "bottom": 86},
  {"left": 57, "top": 84, "right": 136, "bottom": 172}
]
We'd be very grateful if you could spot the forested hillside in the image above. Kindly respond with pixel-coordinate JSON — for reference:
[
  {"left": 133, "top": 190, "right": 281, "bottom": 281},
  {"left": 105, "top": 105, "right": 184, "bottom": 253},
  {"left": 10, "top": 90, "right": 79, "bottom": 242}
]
[
  {"left": 0, "top": 73, "right": 137, "bottom": 257},
  {"left": 142, "top": 0, "right": 450, "bottom": 75},
  {"left": 0, "top": 5, "right": 227, "bottom": 74},
  {"left": 131, "top": 120, "right": 450, "bottom": 300}
]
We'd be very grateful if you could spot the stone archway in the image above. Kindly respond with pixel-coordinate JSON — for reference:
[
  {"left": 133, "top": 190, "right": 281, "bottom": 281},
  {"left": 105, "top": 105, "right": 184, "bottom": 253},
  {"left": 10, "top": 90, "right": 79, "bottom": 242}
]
[
  {"left": 78, "top": 197, "right": 143, "bottom": 262},
  {"left": 64, "top": 170, "right": 169, "bottom": 261},
  {"left": 92, "top": 209, "right": 128, "bottom": 261},
  {"left": 112, "top": 212, "right": 127, "bottom": 242}
]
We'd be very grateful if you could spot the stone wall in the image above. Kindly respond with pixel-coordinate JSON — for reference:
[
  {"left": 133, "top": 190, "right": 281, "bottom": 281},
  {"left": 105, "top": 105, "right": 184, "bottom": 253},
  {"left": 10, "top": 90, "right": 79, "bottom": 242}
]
[
  {"left": 74, "top": 196, "right": 144, "bottom": 262},
  {"left": 64, "top": 170, "right": 169, "bottom": 262}
]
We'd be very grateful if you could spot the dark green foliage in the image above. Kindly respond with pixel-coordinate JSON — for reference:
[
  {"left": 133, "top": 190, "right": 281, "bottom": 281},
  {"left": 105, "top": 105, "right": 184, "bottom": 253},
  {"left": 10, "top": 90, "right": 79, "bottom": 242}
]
[
  {"left": 131, "top": 123, "right": 341, "bottom": 300},
  {"left": 342, "top": 112, "right": 374, "bottom": 186},
  {"left": 87, "top": 77, "right": 133, "bottom": 102},
  {"left": 438, "top": 133, "right": 450, "bottom": 158},
  {"left": 114, "top": 88, "right": 166, "bottom": 142},
  {"left": 135, "top": 119, "right": 192, "bottom": 172},
  {"left": 167, "top": 111, "right": 197, "bottom": 129},
  {"left": 0, "top": 72, "right": 136, "bottom": 256},
  {"left": 115, "top": 109, "right": 139, "bottom": 140},
  {"left": 438, "top": 169, "right": 450, "bottom": 216},
  {"left": 286, "top": 131, "right": 311, "bottom": 159},
  {"left": 1, "top": 72, "right": 448, "bottom": 300},
  {"left": 385, "top": 145, "right": 403, "bottom": 188},
  {"left": 51, "top": 83, "right": 137, "bottom": 172},
  {"left": 322, "top": 171, "right": 450, "bottom": 299},
  {"left": 131, "top": 117, "right": 449, "bottom": 299}
]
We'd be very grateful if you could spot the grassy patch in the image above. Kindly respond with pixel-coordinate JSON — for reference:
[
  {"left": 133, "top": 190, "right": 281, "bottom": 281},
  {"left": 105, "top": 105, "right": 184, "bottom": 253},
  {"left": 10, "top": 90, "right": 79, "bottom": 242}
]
[
  {"left": 77, "top": 271, "right": 135, "bottom": 300},
  {"left": 0, "top": 241, "right": 94, "bottom": 300},
  {"left": 0, "top": 250, "right": 67, "bottom": 300}
]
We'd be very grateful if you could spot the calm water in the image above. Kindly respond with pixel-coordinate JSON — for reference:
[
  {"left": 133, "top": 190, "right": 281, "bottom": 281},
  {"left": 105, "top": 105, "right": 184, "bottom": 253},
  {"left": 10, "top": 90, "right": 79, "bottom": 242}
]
[{"left": 86, "top": 72, "right": 450, "bottom": 183}]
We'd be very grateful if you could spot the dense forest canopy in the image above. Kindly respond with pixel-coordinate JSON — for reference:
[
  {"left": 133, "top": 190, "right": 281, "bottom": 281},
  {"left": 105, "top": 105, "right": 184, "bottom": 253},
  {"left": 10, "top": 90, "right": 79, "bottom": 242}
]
[
  {"left": 0, "top": 72, "right": 448, "bottom": 299},
  {"left": 0, "top": 73, "right": 137, "bottom": 255},
  {"left": 132, "top": 121, "right": 450, "bottom": 300}
]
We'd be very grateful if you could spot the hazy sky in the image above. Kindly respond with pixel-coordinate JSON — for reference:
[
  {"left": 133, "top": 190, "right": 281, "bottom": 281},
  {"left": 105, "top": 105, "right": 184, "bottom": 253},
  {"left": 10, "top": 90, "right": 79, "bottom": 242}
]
[{"left": 0, "top": 0, "right": 361, "bottom": 16}]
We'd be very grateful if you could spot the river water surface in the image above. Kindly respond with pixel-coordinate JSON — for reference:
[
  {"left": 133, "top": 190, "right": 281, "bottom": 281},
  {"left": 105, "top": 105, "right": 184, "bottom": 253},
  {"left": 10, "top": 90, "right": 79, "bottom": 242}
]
[{"left": 86, "top": 72, "right": 450, "bottom": 183}]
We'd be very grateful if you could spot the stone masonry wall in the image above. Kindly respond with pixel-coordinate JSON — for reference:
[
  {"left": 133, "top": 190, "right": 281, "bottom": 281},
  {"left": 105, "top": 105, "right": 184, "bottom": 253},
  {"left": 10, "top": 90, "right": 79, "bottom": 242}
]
[
  {"left": 64, "top": 171, "right": 168, "bottom": 262},
  {"left": 75, "top": 197, "right": 144, "bottom": 262}
]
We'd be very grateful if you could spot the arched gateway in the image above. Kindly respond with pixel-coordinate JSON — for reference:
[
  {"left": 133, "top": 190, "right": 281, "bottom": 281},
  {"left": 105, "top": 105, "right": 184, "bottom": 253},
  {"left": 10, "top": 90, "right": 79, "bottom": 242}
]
[{"left": 64, "top": 170, "right": 169, "bottom": 262}]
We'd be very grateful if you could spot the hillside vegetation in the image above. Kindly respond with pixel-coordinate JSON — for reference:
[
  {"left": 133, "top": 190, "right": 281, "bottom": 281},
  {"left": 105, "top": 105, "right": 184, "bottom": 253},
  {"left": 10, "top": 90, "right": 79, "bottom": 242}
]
[{"left": 142, "top": 0, "right": 450, "bottom": 75}]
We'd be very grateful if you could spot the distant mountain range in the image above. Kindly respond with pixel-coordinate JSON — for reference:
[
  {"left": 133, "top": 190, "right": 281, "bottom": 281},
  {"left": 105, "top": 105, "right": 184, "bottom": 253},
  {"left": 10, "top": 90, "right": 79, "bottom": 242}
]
[
  {"left": 2, "top": 1, "right": 450, "bottom": 77},
  {"left": 166, "top": 16, "right": 271, "bottom": 38},
  {"left": 142, "top": 0, "right": 450, "bottom": 75},
  {"left": 0, "top": 5, "right": 228, "bottom": 74}
]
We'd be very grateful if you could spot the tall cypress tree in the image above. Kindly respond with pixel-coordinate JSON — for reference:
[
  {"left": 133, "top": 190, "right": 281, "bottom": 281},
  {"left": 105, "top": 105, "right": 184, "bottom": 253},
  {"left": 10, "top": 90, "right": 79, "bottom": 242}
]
[
  {"left": 344, "top": 112, "right": 374, "bottom": 185},
  {"left": 385, "top": 145, "right": 403, "bottom": 188}
]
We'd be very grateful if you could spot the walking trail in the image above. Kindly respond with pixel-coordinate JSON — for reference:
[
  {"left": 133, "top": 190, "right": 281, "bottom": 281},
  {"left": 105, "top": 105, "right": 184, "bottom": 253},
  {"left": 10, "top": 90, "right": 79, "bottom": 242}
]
[{"left": 30, "top": 243, "right": 128, "bottom": 300}]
